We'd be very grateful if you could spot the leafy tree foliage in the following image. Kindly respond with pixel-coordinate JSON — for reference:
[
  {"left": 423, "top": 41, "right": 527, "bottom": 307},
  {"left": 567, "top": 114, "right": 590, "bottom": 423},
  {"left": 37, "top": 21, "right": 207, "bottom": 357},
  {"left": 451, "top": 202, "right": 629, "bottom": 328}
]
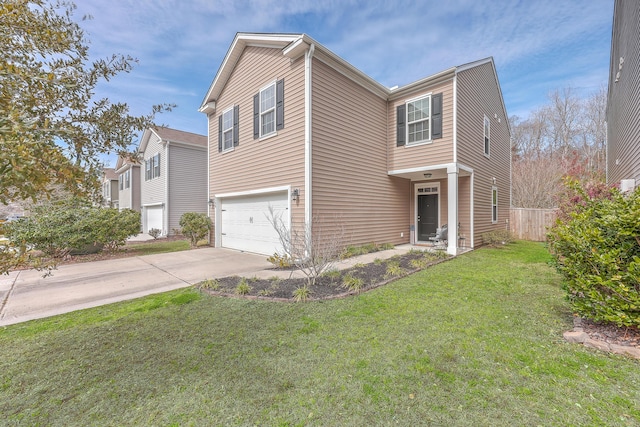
[
  {"left": 547, "top": 180, "right": 640, "bottom": 328},
  {"left": 179, "top": 212, "right": 211, "bottom": 248},
  {"left": 5, "top": 198, "right": 141, "bottom": 258},
  {"left": 510, "top": 86, "right": 607, "bottom": 208},
  {"left": 0, "top": 0, "right": 172, "bottom": 204}
]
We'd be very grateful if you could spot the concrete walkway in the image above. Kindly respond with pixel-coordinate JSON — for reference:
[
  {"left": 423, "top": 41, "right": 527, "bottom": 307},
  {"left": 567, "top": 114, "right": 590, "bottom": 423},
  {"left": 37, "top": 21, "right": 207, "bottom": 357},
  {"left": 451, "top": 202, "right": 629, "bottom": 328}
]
[{"left": 0, "top": 244, "right": 432, "bottom": 327}]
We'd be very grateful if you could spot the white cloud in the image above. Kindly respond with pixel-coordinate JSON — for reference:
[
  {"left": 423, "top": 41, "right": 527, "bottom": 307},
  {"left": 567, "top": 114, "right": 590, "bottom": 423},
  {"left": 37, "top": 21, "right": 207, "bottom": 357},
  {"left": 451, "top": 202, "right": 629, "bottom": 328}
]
[{"left": 73, "top": 0, "right": 613, "bottom": 137}]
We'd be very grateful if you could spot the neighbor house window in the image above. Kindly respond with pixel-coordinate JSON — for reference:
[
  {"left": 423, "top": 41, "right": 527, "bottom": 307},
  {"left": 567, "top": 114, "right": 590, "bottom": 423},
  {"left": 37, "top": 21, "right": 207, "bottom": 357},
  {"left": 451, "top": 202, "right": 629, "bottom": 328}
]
[
  {"left": 253, "top": 79, "right": 284, "bottom": 139},
  {"left": 492, "top": 186, "right": 498, "bottom": 223},
  {"left": 118, "top": 174, "right": 123, "bottom": 190},
  {"left": 484, "top": 116, "right": 490, "bottom": 156},
  {"left": 145, "top": 153, "right": 160, "bottom": 180},
  {"left": 124, "top": 169, "right": 130, "bottom": 189},
  {"left": 222, "top": 107, "right": 234, "bottom": 151}
]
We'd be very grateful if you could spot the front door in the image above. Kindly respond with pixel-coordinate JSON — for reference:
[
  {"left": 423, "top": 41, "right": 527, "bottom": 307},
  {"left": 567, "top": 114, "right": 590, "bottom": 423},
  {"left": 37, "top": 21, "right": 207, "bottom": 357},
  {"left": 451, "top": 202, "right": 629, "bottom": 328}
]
[{"left": 417, "top": 194, "right": 438, "bottom": 241}]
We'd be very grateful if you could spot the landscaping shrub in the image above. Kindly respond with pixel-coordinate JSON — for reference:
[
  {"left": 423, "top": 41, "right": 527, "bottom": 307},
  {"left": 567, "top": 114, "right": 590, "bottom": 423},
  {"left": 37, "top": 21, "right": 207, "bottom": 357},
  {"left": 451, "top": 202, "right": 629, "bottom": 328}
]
[
  {"left": 481, "top": 229, "right": 515, "bottom": 247},
  {"left": 179, "top": 212, "right": 212, "bottom": 248},
  {"left": 6, "top": 199, "right": 141, "bottom": 257},
  {"left": 148, "top": 228, "right": 161, "bottom": 239},
  {"left": 547, "top": 179, "right": 640, "bottom": 328}
]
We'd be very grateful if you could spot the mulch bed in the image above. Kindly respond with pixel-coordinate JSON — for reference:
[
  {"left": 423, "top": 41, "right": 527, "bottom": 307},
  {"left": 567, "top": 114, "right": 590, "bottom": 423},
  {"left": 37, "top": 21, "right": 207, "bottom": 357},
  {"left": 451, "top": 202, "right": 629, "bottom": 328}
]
[
  {"left": 579, "top": 317, "right": 640, "bottom": 349},
  {"left": 202, "top": 251, "right": 449, "bottom": 301}
]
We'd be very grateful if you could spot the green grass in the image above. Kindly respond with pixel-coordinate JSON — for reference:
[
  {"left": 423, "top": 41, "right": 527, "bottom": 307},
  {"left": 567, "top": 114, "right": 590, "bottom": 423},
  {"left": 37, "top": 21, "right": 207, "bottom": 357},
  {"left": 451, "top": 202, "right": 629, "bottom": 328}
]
[
  {"left": 125, "top": 239, "right": 191, "bottom": 256},
  {"left": 1, "top": 241, "right": 639, "bottom": 426}
]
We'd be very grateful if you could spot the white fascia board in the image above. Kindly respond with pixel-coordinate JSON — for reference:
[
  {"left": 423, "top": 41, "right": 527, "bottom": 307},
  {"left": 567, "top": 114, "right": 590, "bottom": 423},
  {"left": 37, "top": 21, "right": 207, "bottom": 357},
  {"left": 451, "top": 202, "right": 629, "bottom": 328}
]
[{"left": 388, "top": 163, "right": 456, "bottom": 176}]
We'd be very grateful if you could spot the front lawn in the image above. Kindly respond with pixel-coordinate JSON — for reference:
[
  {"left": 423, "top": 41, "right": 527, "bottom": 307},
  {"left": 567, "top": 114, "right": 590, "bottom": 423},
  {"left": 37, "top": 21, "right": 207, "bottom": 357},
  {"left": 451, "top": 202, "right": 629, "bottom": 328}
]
[{"left": 1, "top": 241, "right": 638, "bottom": 426}]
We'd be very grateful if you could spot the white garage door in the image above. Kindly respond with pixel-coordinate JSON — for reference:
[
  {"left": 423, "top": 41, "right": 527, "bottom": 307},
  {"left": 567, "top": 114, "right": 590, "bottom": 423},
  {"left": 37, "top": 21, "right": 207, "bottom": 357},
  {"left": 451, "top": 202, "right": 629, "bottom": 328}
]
[
  {"left": 220, "top": 191, "right": 288, "bottom": 255},
  {"left": 145, "top": 206, "right": 163, "bottom": 234}
]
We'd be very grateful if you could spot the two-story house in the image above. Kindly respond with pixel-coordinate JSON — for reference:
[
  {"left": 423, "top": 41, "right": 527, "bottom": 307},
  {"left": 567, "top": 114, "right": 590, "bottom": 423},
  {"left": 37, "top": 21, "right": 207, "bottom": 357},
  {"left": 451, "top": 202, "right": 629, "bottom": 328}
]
[
  {"left": 115, "top": 155, "right": 141, "bottom": 212},
  {"left": 200, "top": 33, "right": 511, "bottom": 256},
  {"left": 607, "top": 0, "right": 640, "bottom": 191},
  {"left": 138, "top": 127, "right": 208, "bottom": 236},
  {"left": 101, "top": 168, "right": 119, "bottom": 209}
]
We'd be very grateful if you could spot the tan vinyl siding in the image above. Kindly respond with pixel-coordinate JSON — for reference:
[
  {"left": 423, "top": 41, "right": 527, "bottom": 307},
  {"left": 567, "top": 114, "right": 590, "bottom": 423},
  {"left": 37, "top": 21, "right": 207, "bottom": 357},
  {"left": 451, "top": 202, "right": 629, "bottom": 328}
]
[
  {"left": 456, "top": 62, "right": 511, "bottom": 245},
  {"left": 209, "top": 46, "right": 306, "bottom": 226},
  {"left": 140, "top": 133, "right": 165, "bottom": 207},
  {"left": 458, "top": 176, "right": 471, "bottom": 247},
  {"left": 607, "top": 0, "right": 640, "bottom": 184},
  {"left": 388, "top": 80, "right": 455, "bottom": 172},
  {"left": 312, "top": 59, "right": 410, "bottom": 246},
  {"left": 168, "top": 144, "right": 208, "bottom": 234}
]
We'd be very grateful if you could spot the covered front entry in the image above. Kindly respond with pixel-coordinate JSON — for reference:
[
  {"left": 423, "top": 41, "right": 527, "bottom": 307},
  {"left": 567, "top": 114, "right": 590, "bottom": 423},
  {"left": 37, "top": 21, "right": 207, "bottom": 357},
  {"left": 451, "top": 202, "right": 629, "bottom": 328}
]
[
  {"left": 389, "top": 163, "right": 474, "bottom": 255},
  {"left": 218, "top": 190, "right": 289, "bottom": 256}
]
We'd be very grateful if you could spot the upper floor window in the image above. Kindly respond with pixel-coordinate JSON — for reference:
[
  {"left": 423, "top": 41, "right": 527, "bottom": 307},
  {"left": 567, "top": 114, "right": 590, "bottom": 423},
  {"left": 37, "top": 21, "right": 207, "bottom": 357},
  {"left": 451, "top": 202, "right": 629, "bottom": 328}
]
[
  {"left": 103, "top": 182, "right": 110, "bottom": 198},
  {"left": 120, "top": 169, "right": 130, "bottom": 190},
  {"left": 222, "top": 108, "right": 234, "bottom": 151},
  {"left": 484, "top": 116, "right": 490, "bottom": 157},
  {"left": 253, "top": 79, "right": 284, "bottom": 139},
  {"left": 145, "top": 153, "right": 160, "bottom": 180},
  {"left": 218, "top": 105, "right": 239, "bottom": 152},
  {"left": 260, "top": 84, "right": 276, "bottom": 136},
  {"left": 407, "top": 96, "right": 431, "bottom": 144},
  {"left": 396, "top": 93, "right": 442, "bottom": 147}
]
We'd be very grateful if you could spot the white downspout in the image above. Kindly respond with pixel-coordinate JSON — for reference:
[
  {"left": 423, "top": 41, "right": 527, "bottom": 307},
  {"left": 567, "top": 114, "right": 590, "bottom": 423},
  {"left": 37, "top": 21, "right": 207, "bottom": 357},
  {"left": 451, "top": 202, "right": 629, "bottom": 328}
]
[
  {"left": 305, "top": 43, "right": 315, "bottom": 232},
  {"left": 164, "top": 141, "right": 170, "bottom": 236}
]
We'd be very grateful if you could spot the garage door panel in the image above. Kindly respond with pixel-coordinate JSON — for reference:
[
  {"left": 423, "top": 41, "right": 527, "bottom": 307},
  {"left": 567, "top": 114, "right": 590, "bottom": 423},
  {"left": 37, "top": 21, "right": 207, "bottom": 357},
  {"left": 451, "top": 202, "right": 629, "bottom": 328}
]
[{"left": 220, "top": 192, "right": 288, "bottom": 255}]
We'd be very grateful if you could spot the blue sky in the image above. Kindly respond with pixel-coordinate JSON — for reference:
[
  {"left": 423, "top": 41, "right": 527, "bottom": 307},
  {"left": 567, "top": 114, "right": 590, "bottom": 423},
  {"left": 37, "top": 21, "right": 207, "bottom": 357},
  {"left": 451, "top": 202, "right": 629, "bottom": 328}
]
[{"left": 72, "top": 0, "right": 614, "bottom": 168}]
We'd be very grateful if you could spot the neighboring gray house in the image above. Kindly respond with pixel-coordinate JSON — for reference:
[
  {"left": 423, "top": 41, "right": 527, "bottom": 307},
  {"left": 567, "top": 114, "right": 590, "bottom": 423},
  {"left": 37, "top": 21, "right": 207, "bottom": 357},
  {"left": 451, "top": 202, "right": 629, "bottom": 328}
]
[
  {"left": 115, "top": 156, "right": 141, "bottom": 212},
  {"left": 138, "top": 127, "right": 208, "bottom": 236},
  {"left": 101, "top": 167, "right": 119, "bottom": 208},
  {"left": 607, "top": 0, "right": 640, "bottom": 190}
]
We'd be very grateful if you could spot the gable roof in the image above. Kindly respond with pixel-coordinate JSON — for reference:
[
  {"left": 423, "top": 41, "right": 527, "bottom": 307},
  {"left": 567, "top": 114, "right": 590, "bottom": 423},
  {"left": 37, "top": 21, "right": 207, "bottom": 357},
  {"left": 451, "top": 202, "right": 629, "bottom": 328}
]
[
  {"left": 138, "top": 126, "right": 207, "bottom": 154},
  {"left": 200, "top": 33, "right": 509, "bottom": 132},
  {"left": 102, "top": 167, "right": 117, "bottom": 181}
]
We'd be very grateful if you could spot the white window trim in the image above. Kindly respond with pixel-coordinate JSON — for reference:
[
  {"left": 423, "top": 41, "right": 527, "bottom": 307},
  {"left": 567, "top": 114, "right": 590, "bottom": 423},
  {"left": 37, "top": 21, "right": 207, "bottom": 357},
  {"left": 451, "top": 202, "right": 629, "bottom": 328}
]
[
  {"left": 484, "top": 115, "right": 491, "bottom": 158},
  {"left": 220, "top": 106, "right": 234, "bottom": 153},
  {"left": 491, "top": 186, "right": 498, "bottom": 224},
  {"left": 153, "top": 153, "right": 160, "bottom": 179},
  {"left": 259, "top": 81, "right": 277, "bottom": 138},
  {"left": 124, "top": 169, "right": 130, "bottom": 189},
  {"left": 406, "top": 93, "right": 432, "bottom": 147}
]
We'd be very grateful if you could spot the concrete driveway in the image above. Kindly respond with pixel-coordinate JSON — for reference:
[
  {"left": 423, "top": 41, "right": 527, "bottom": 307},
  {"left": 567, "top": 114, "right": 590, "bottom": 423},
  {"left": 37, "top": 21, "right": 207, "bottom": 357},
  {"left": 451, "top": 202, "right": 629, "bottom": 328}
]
[{"left": 0, "top": 247, "right": 271, "bottom": 326}]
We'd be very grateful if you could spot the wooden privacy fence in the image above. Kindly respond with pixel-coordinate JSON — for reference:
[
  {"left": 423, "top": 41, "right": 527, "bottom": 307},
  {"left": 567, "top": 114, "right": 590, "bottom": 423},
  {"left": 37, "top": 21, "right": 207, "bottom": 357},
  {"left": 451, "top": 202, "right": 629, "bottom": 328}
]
[{"left": 509, "top": 208, "right": 558, "bottom": 241}]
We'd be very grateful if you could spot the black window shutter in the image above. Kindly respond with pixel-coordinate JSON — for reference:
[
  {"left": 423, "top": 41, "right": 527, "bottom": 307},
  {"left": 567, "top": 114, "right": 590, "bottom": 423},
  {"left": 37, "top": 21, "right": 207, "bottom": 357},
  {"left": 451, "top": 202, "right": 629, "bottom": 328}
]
[
  {"left": 233, "top": 105, "right": 240, "bottom": 147},
  {"left": 276, "top": 78, "right": 284, "bottom": 130},
  {"left": 218, "top": 115, "right": 223, "bottom": 152},
  {"left": 396, "top": 104, "right": 406, "bottom": 146},
  {"left": 431, "top": 93, "right": 443, "bottom": 140},
  {"left": 253, "top": 93, "right": 259, "bottom": 139}
]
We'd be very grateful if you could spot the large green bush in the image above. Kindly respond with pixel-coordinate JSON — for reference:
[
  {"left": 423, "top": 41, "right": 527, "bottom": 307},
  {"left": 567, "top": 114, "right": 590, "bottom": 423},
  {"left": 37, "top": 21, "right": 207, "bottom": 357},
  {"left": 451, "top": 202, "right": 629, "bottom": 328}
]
[
  {"left": 6, "top": 199, "right": 141, "bottom": 257},
  {"left": 547, "top": 180, "right": 640, "bottom": 327},
  {"left": 179, "top": 212, "right": 211, "bottom": 247}
]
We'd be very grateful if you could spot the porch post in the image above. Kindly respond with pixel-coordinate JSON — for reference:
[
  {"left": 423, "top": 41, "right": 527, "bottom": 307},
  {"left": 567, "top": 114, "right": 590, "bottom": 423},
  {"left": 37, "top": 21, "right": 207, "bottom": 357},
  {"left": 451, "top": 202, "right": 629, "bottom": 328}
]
[{"left": 447, "top": 165, "right": 459, "bottom": 255}]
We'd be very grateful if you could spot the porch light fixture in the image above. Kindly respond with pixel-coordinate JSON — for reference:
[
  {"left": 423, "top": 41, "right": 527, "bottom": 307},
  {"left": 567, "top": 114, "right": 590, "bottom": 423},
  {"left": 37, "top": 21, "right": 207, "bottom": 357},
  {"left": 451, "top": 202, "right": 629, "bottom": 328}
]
[
  {"left": 208, "top": 198, "right": 214, "bottom": 207},
  {"left": 424, "top": 173, "right": 432, "bottom": 178},
  {"left": 291, "top": 188, "right": 300, "bottom": 202}
]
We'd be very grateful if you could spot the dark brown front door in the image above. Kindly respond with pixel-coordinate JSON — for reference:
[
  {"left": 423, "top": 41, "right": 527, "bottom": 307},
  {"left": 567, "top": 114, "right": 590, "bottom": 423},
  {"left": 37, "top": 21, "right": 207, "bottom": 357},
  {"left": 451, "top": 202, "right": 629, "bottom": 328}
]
[{"left": 417, "top": 194, "right": 438, "bottom": 241}]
